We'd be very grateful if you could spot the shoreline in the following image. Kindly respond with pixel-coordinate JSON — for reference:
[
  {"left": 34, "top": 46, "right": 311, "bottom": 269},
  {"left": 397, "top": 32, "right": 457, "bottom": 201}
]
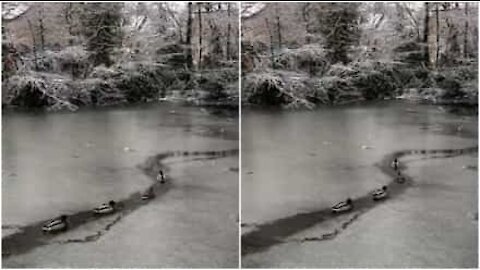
[
  {"left": 2, "top": 148, "right": 239, "bottom": 258},
  {"left": 242, "top": 98, "right": 478, "bottom": 111},
  {"left": 1, "top": 99, "right": 239, "bottom": 115},
  {"left": 241, "top": 146, "right": 477, "bottom": 256}
]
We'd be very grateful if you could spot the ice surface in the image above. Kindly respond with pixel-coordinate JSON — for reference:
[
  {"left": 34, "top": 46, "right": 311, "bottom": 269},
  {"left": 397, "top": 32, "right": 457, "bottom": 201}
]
[
  {"left": 242, "top": 101, "right": 477, "bottom": 267},
  {"left": 3, "top": 104, "right": 238, "bottom": 268}
]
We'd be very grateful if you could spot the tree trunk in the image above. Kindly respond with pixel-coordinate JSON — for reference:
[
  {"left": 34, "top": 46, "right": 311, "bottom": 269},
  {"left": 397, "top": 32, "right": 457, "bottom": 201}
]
[
  {"left": 423, "top": 2, "right": 430, "bottom": 67},
  {"left": 445, "top": 17, "right": 460, "bottom": 65},
  {"left": 435, "top": 3, "right": 440, "bottom": 67},
  {"left": 26, "top": 19, "right": 39, "bottom": 71},
  {"left": 65, "top": 3, "right": 74, "bottom": 36},
  {"left": 464, "top": 2, "right": 469, "bottom": 58},
  {"left": 2, "top": 25, "right": 7, "bottom": 42},
  {"left": 302, "top": 3, "right": 311, "bottom": 35},
  {"left": 275, "top": 4, "right": 282, "bottom": 49},
  {"left": 38, "top": 7, "right": 45, "bottom": 51},
  {"left": 226, "top": 3, "right": 231, "bottom": 60},
  {"left": 197, "top": 3, "right": 203, "bottom": 71},
  {"left": 185, "top": 2, "right": 193, "bottom": 69},
  {"left": 265, "top": 18, "right": 275, "bottom": 69}
]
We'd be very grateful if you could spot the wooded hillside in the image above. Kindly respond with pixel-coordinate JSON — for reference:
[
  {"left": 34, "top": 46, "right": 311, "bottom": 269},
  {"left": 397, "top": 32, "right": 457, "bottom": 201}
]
[
  {"left": 241, "top": 2, "right": 478, "bottom": 109},
  {"left": 2, "top": 2, "right": 239, "bottom": 111}
]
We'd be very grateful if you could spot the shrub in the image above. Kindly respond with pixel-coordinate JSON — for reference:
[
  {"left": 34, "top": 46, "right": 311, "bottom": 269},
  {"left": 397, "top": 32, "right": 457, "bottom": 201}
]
[
  {"left": 2, "top": 72, "right": 78, "bottom": 111},
  {"left": 275, "top": 44, "right": 329, "bottom": 76},
  {"left": 242, "top": 72, "right": 285, "bottom": 106},
  {"left": 116, "top": 69, "right": 160, "bottom": 103}
]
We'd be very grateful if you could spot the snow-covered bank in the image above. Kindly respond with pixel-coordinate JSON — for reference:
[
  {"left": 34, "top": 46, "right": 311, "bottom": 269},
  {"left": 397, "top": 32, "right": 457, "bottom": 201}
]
[{"left": 242, "top": 60, "right": 478, "bottom": 110}]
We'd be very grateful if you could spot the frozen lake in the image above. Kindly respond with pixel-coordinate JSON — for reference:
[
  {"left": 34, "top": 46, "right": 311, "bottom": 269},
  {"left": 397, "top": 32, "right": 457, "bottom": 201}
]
[
  {"left": 2, "top": 103, "right": 239, "bottom": 268},
  {"left": 242, "top": 101, "right": 477, "bottom": 268}
]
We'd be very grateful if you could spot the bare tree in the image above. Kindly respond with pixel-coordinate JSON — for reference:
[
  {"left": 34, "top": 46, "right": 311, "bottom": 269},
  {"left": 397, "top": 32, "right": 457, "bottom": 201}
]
[
  {"left": 185, "top": 2, "right": 193, "bottom": 68},
  {"left": 26, "top": 18, "right": 39, "bottom": 70},
  {"left": 275, "top": 4, "right": 282, "bottom": 49},
  {"left": 423, "top": 2, "right": 430, "bottom": 67},
  {"left": 435, "top": 3, "right": 440, "bottom": 67},
  {"left": 37, "top": 6, "right": 45, "bottom": 51},
  {"left": 64, "top": 3, "right": 74, "bottom": 36},
  {"left": 265, "top": 18, "right": 275, "bottom": 69},
  {"left": 464, "top": 2, "right": 469, "bottom": 58},
  {"left": 226, "top": 3, "right": 231, "bottom": 60},
  {"left": 197, "top": 3, "right": 203, "bottom": 70}
]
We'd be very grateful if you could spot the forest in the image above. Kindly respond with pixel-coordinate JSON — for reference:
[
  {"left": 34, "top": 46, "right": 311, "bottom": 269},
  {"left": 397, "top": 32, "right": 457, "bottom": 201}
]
[
  {"left": 241, "top": 3, "right": 478, "bottom": 110},
  {"left": 2, "top": 2, "right": 239, "bottom": 111}
]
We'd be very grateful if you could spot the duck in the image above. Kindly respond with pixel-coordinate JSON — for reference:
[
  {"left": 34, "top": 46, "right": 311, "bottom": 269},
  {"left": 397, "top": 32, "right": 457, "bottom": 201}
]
[
  {"left": 93, "top": 200, "right": 116, "bottom": 215},
  {"left": 372, "top": 186, "right": 388, "bottom": 200},
  {"left": 141, "top": 187, "right": 156, "bottom": 200},
  {"left": 123, "top": 146, "right": 134, "bottom": 152},
  {"left": 42, "top": 215, "right": 68, "bottom": 233},
  {"left": 331, "top": 198, "right": 353, "bottom": 213},
  {"left": 396, "top": 171, "right": 406, "bottom": 183},
  {"left": 391, "top": 158, "right": 399, "bottom": 170},
  {"left": 157, "top": 170, "right": 166, "bottom": 184}
]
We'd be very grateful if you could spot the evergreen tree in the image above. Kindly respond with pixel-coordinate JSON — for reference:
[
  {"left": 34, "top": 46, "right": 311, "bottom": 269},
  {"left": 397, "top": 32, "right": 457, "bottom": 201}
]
[
  {"left": 80, "top": 3, "right": 123, "bottom": 67},
  {"left": 314, "top": 3, "right": 361, "bottom": 64}
]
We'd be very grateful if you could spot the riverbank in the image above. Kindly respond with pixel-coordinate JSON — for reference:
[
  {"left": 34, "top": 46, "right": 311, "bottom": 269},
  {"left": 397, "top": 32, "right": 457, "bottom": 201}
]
[
  {"left": 241, "top": 60, "right": 478, "bottom": 111},
  {"left": 2, "top": 66, "right": 239, "bottom": 112}
]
